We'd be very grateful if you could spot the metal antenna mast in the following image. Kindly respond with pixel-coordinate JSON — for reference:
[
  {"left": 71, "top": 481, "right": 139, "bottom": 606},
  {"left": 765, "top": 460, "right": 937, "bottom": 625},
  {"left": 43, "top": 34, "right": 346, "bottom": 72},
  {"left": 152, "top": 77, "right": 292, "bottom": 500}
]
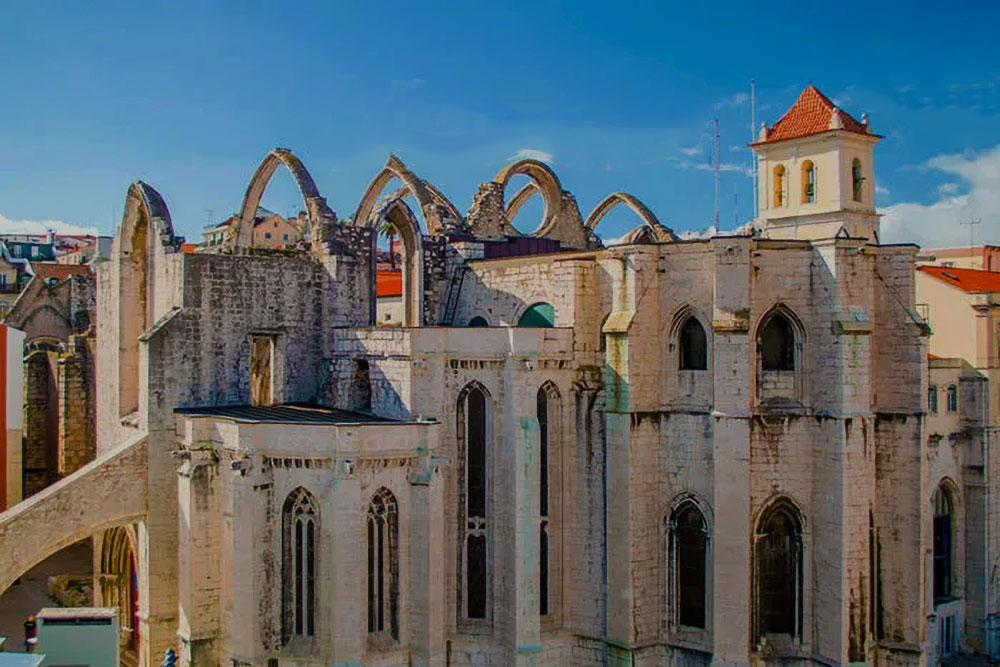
[
  {"left": 751, "top": 78, "right": 758, "bottom": 219},
  {"left": 960, "top": 218, "right": 982, "bottom": 259},
  {"left": 714, "top": 117, "right": 720, "bottom": 230}
]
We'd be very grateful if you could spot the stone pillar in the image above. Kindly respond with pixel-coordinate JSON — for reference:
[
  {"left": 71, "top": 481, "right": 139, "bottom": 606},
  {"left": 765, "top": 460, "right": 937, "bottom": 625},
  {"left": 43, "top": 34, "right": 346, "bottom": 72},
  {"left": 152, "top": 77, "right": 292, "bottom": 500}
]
[
  {"left": 408, "top": 457, "right": 447, "bottom": 666},
  {"left": 710, "top": 238, "right": 752, "bottom": 664},
  {"left": 58, "top": 339, "right": 94, "bottom": 476},
  {"left": 329, "top": 468, "right": 364, "bottom": 663},
  {"left": 603, "top": 253, "right": 635, "bottom": 650},
  {"left": 500, "top": 354, "right": 541, "bottom": 664},
  {"left": 176, "top": 450, "right": 220, "bottom": 666}
]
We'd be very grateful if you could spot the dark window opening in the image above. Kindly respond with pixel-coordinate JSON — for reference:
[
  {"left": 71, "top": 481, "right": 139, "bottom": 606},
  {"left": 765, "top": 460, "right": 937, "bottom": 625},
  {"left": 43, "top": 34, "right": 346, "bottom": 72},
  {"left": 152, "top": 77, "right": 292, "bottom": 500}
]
[
  {"left": 928, "top": 386, "right": 938, "bottom": 413},
  {"left": 467, "top": 534, "right": 487, "bottom": 619},
  {"left": 352, "top": 358, "right": 372, "bottom": 413},
  {"left": 756, "top": 503, "right": 802, "bottom": 639},
  {"left": 282, "top": 488, "right": 317, "bottom": 640},
  {"left": 852, "top": 159, "right": 865, "bottom": 202},
  {"left": 933, "top": 486, "right": 953, "bottom": 602},
  {"left": 462, "top": 385, "right": 490, "bottom": 621},
  {"left": 672, "top": 503, "right": 707, "bottom": 628},
  {"left": 760, "top": 314, "right": 795, "bottom": 371},
  {"left": 468, "top": 316, "right": 488, "bottom": 327},
  {"left": 367, "top": 488, "right": 399, "bottom": 640},
  {"left": 538, "top": 387, "right": 550, "bottom": 616},
  {"left": 679, "top": 317, "right": 708, "bottom": 370},
  {"left": 946, "top": 385, "right": 958, "bottom": 412}
]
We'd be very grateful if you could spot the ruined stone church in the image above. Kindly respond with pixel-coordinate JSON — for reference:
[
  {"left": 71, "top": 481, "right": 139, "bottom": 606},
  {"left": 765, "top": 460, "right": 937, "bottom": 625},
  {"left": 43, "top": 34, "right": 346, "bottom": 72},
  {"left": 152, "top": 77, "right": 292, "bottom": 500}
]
[{"left": 1, "top": 86, "right": 995, "bottom": 666}]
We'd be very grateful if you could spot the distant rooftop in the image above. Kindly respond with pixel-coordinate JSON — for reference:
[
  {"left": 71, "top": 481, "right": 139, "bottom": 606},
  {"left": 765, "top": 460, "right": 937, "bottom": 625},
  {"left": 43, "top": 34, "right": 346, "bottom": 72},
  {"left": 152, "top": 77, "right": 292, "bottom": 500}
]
[{"left": 918, "top": 265, "right": 1000, "bottom": 293}]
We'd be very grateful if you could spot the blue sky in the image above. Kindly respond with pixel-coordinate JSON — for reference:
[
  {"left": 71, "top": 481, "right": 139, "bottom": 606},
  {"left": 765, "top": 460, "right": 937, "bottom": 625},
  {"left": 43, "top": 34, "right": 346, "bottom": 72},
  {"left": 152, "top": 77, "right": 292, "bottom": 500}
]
[{"left": 1, "top": 2, "right": 998, "bottom": 247}]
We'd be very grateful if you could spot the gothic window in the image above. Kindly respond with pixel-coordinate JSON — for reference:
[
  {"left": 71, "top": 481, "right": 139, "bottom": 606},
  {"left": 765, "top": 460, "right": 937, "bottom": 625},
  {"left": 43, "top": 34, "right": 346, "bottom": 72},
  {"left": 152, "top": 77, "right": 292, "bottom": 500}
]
[
  {"left": 282, "top": 488, "right": 318, "bottom": 640},
  {"left": 667, "top": 501, "right": 708, "bottom": 629},
  {"left": 679, "top": 317, "right": 708, "bottom": 371},
  {"left": 946, "top": 385, "right": 958, "bottom": 412},
  {"left": 367, "top": 488, "right": 399, "bottom": 641},
  {"left": 774, "top": 165, "right": 787, "bottom": 207},
  {"left": 801, "top": 160, "right": 815, "bottom": 203},
  {"left": 933, "top": 485, "right": 953, "bottom": 602},
  {"left": 928, "top": 385, "right": 938, "bottom": 413},
  {"left": 755, "top": 500, "right": 803, "bottom": 642},
  {"left": 759, "top": 313, "right": 796, "bottom": 371},
  {"left": 852, "top": 159, "right": 864, "bottom": 202},
  {"left": 519, "top": 302, "right": 555, "bottom": 327},
  {"left": 537, "top": 383, "right": 560, "bottom": 618},
  {"left": 459, "top": 383, "right": 490, "bottom": 621}
]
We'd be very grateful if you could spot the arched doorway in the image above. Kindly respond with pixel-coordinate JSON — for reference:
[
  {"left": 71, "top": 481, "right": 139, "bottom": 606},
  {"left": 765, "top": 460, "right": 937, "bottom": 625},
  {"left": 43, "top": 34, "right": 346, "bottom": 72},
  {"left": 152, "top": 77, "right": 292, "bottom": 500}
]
[{"left": 98, "top": 526, "right": 139, "bottom": 655}]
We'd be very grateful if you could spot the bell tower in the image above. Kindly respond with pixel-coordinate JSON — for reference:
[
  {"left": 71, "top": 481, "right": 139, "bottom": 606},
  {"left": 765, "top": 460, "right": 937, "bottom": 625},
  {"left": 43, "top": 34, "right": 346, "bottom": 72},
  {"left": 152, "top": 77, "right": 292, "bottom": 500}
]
[{"left": 751, "top": 85, "right": 882, "bottom": 242}]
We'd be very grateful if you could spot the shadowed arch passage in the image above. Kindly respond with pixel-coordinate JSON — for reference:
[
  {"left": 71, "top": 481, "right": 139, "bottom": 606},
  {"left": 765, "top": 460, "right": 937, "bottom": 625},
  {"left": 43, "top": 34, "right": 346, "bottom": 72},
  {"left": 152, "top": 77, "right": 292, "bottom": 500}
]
[
  {"left": 585, "top": 192, "right": 677, "bottom": 242},
  {"left": 353, "top": 154, "right": 462, "bottom": 235},
  {"left": 494, "top": 159, "right": 563, "bottom": 237},
  {"left": 232, "top": 148, "right": 331, "bottom": 251}
]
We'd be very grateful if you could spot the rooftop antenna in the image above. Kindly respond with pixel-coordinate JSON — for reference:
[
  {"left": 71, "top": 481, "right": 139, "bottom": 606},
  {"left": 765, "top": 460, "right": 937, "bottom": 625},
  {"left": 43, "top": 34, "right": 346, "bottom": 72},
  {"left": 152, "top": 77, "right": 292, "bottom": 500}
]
[
  {"left": 960, "top": 218, "right": 982, "bottom": 260},
  {"left": 751, "top": 78, "right": 758, "bottom": 220},
  {"left": 205, "top": 208, "right": 215, "bottom": 227},
  {"left": 714, "top": 117, "right": 720, "bottom": 230}
]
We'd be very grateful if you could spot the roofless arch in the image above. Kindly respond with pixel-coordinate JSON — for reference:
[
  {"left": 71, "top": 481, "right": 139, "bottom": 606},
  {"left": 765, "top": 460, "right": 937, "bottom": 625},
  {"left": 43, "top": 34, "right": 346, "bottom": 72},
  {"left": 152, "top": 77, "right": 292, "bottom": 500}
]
[
  {"left": 493, "top": 159, "right": 563, "bottom": 237},
  {"left": 231, "top": 148, "right": 333, "bottom": 252},
  {"left": 585, "top": 192, "right": 678, "bottom": 242},
  {"left": 353, "top": 154, "right": 462, "bottom": 234}
]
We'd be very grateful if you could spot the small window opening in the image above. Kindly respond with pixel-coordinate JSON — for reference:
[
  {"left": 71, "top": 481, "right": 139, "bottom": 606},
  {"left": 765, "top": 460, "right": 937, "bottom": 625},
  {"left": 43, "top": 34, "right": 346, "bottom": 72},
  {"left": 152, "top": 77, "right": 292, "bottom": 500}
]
[
  {"left": 468, "top": 316, "right": 488, "bottom": 327},
  {"left": 759, "top": 314, "right": 795, "bottom": 371},
  {"left": 852, "top": 159, "right": 864, "bottom": 202},
  {"left": 946, "top": 385, "right": 958, "bottom": 412},
  {"left": 928, "top": 386, "right": 938, "bottom": 413},
  {"left": 801, "top": 160, "right": 815, "bottom": 204},
  {"left": 250, "top": 336, "right": 274, "bottom": 406},
  {"left": 774, "top": 165, "right": 787, "bottom": 207},
  {"left": 679, "top": 317, "right": 708, "bottom": 370}
]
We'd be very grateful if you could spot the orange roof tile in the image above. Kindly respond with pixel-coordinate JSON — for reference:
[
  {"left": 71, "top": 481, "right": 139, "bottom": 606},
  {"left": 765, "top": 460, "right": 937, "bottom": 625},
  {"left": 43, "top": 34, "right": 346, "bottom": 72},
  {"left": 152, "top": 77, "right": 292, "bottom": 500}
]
[
  {"left": 33, "top": 263, "right": 92, "bottom": 282},
  {"left": 376, "top": 269, "right": 402, "bottom": 297},
  {"left": 181, "top": 243, "right": 199, "bottom": 253},
  {"left": 918, "top": 265, "right": 1000, "bottom": 293},
  {"left": 753, "top": 86, "right": 872, "bottom": 145}
]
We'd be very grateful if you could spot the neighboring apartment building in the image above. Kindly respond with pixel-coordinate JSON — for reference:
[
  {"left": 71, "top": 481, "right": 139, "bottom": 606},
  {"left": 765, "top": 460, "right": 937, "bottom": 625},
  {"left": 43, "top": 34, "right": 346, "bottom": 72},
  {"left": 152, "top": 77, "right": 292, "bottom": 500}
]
[
  {"left": 0, "top": 87, "right": 992, "bottom": 667},
  {"left": 918, "top": 245, "right": 1000, "bottom": 271},
  {"left": 54, "top": 236, "right": 112, "bottom": 266},
  {"left": 202, "top": 207, "right": 303, "bottom": 249}
]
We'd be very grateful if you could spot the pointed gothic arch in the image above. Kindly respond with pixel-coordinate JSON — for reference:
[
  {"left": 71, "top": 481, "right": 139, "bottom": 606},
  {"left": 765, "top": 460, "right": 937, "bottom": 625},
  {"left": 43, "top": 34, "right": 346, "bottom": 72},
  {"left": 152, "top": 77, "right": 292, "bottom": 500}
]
[
  {"left": 118, "top": 181, "right": 176, "bottom": 418},
  {"left": 353, "top": 154, "right": 461, "bottom": 235},
  {"left": 371, "top": 197, "right": 425, "bottom": 326},
  {"left": 493, "top": 159, "right": 564, "bottom": 237},
  {"left": 231, "top": 148, "right": 332, "bottom": 252},
  {"left": 584, "top": 192, "right": 677, "bottom": 242}
]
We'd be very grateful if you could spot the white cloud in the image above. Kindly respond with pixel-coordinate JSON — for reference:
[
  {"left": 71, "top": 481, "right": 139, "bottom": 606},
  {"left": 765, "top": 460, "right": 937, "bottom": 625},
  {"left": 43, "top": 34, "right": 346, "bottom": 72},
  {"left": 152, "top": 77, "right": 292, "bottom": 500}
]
[
  {"left": 880, "top": 144, "right": 1000, "bottom": 248},
  {"left": 713, "top": 92, "right": 749, "bottom": 110},
  {"left": 680, "top": 145, "right": 703, "bottom": 157},
  {"left": 0, "top": 213, "right": 97, "bottom": 236},
  {"left": 508, "top": 148, "right": 554, "bottom": 164},
  {"left": 672, "top": 160, "right": 752, "bottom": 177},
  {"left": 875, "top": 184, "right": 890, "bottom": 196}
]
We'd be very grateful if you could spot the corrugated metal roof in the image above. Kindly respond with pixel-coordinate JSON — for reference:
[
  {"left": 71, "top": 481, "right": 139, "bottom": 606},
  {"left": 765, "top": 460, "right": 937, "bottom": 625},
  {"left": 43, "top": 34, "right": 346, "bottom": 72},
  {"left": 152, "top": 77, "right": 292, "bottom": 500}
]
[{"left": 174, "top": 403, "right": 399, "bottom": 424}]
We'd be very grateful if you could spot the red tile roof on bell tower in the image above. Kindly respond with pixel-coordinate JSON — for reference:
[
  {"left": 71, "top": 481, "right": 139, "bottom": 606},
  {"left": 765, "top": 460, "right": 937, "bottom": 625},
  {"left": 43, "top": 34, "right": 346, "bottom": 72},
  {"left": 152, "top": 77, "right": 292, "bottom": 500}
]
[{"left": 752, "top": 85, "right": 874, "bottom": 145}]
